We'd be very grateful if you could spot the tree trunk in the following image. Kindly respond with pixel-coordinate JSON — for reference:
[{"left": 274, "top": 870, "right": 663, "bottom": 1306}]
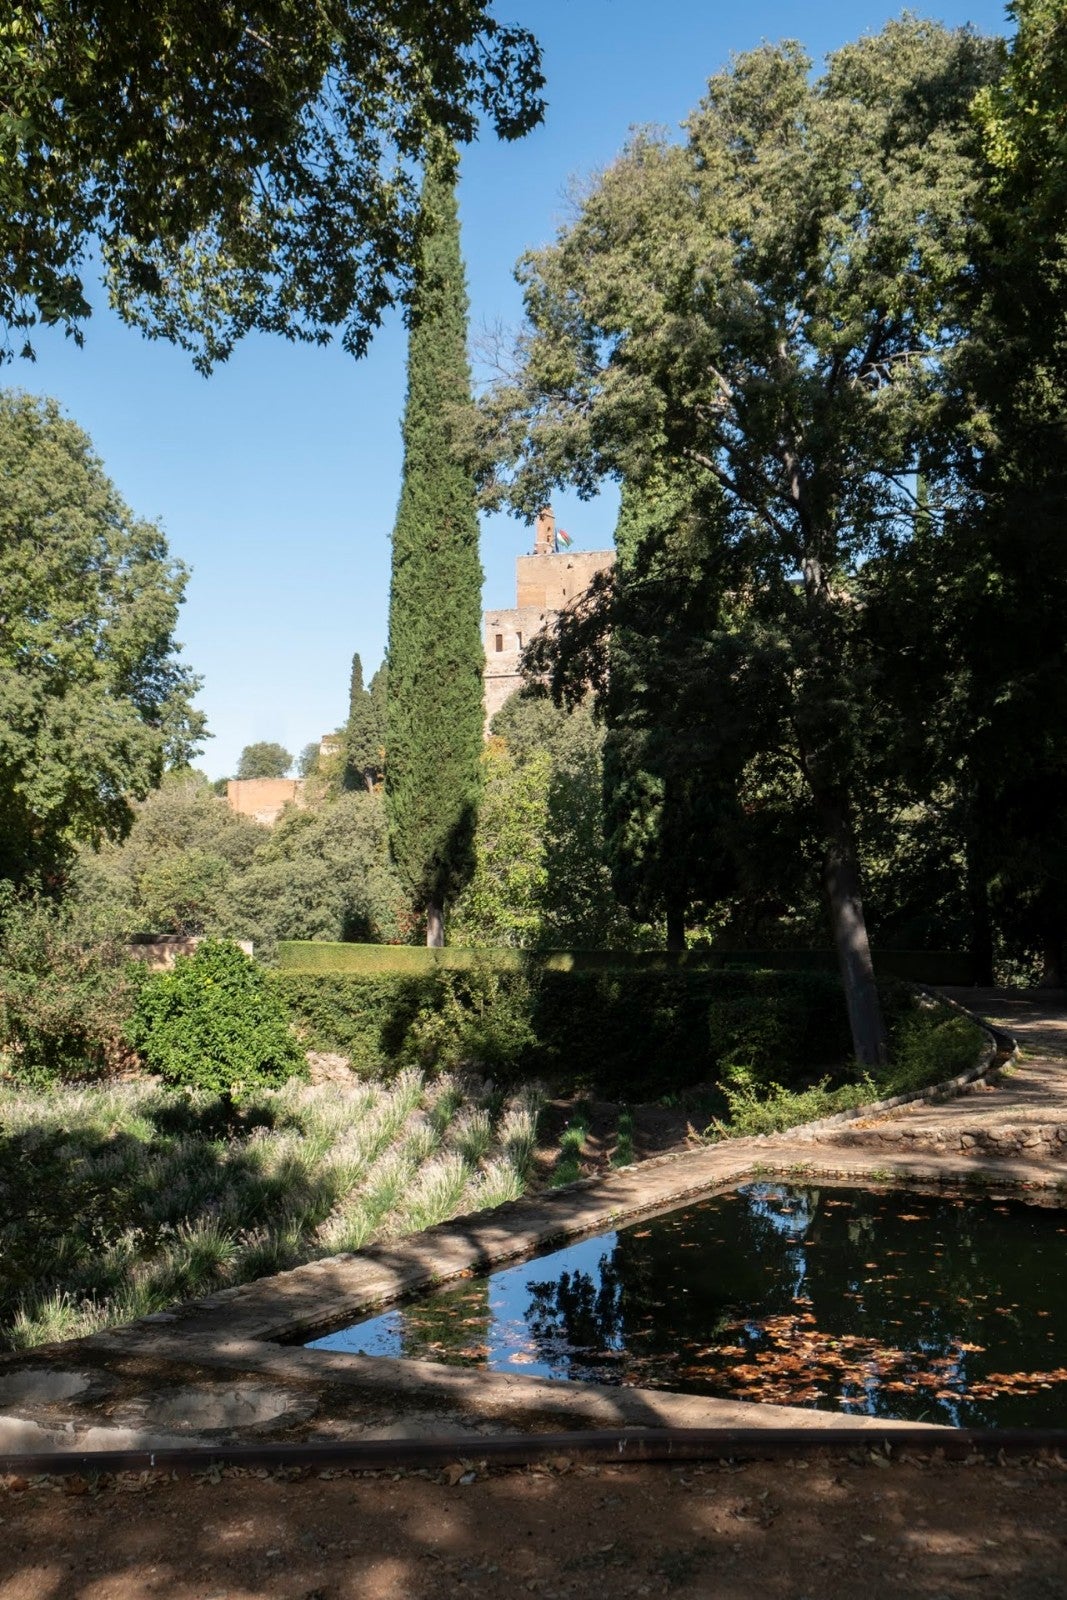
[
  {"left": 426, "top": 902, "right": 445, "bottom": 949},
  {"left": 666, "top": 903, "right": 686, "bottom": 953},
  {"left": 1040, "top": 934, "right": 1065, "bottom": 990},
  {"left": 964, "top": 836, "right": 995, "bottom": 986},
  {"left": 818, "top": 795, "right": 888, "bottom": 1068}
]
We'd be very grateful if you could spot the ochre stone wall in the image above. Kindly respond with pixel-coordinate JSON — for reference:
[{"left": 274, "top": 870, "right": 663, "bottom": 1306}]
[
  {"left": 483, "top": 603, "right": 553, "bottom": 725},
  {"left": 515, "top": 549, "right": 613, "bottom": 611},
  {"left": 226, "top": 777, "right": 306, "bottom": 826},
  {"left": 128, "top": 935, "right": 254, "bottom": 968}
]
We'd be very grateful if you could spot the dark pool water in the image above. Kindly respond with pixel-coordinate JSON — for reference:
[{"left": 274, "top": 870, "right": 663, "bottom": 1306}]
[{"left": 309, "top": 1184, "right": 1067, "bottom": 1427}]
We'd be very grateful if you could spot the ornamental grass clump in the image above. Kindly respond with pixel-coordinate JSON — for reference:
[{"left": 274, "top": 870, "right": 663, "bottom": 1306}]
[
  {"left": 1, "top": 1073, "right": 544, "bottom": 1349},
  {"left": 127, "top": 937, "right": 304, "bottom": 1095}
]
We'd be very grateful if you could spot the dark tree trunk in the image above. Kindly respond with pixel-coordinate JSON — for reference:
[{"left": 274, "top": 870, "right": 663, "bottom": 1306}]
[
  {"left": 666, "top": 902, "right": 686, "bottom": 953},
  {"left": 426, "top": 902, "right": 445, "bottom": 949},
  {"left": 817, "top": 794, "right": 888, "bottom": 1068},
  {"left": 1040, "top": 934, "right": 1065, "bottom": 990},
  {"left": 964, "top": 837, "right": 995, "bottom": 986}
]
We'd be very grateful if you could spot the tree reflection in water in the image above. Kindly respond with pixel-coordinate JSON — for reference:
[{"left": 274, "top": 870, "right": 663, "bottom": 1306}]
[
  {"left": 314, "top": 1184, "right": 1067, "bottom": 1427},
  {"left": 512, "top": 1184, "right": 1067, "bottom": 1425}
]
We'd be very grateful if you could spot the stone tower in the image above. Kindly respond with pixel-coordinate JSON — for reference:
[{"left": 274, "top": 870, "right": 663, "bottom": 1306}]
[{"left": 482, "top": 507, "right": 614, "bottom": 728}]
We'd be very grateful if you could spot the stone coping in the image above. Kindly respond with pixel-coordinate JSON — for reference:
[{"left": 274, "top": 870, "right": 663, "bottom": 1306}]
[{"left": 2, "top": 1145, "right": 1061, "bottom": 1454}]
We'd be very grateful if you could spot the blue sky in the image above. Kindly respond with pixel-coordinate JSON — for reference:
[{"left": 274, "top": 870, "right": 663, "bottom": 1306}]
[{"left": 16, "top": 0, "right": 1010, "bottom": 778}]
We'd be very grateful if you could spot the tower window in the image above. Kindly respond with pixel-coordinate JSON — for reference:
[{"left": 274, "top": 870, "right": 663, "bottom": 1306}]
[
  {"left": 495, "top": 633, "right": 503, "bottom": 652},
  {"left": 516, "top": 631, "right": 523, "bottom": 649}
]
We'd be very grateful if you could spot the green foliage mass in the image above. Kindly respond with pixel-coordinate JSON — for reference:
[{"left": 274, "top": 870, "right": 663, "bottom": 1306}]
[
  {"left": 297, "top": 742, "right": 322, "bottom": 779},
  {"left": 0, "top": 888, "right": 137, "bottom": 1084},
  {"left": 0, "top": 392, "right": 205, "bottom": 886},
  {"left": 935, "top": 0, "right": 1067, "bottom": 985},
  {"left": 236, "top": 742, "right": 293, "bottom": 780},
  {"left": 83, "top": 772, "right": 410, "bottom": 954},
  {"left": 386, "top": 152, "right": 485, "bottom": 933},
  {"left": 449, "top": 740, "right": 551, "bottom": 948},
  {"left": 476, "top": 21, "right": 1002, "bottom": 1056},
  {"left": 975, "top": 0, "right": 1067, "bottom": 213},
  {"left": 128, "top": 938, "right": 304, "bottom": 1095},
  {"left": 275, "top": 964, "right": 856, "bottom": 1098},
  {"left": 450, "top": 696, "right": 636, "bottom": 951},
  {"left": 0, "top": 2, "right": 544, "bottom": 368},
  {"left": 600, "top": 472, "right": 756, "bottom": 946},
  {"left": 714, "top": 1005, "right": 986, "bottom": 1138},
  {"left": 231, "top": 790, "right": 411, "bottom": 949}
]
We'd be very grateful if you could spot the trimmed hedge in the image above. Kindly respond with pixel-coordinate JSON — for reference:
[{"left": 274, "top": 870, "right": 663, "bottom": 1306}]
[
  {"left": 274, "top": 963, "right": 854, "bottom": 1097},
  {"left": 275, "top": 940, "right": 973, "bottom": 986}
]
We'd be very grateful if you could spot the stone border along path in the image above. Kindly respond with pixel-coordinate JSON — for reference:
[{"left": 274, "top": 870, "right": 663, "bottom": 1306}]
[{"left": 2, "top": 989, "right": 1066, "bottom": 1456}]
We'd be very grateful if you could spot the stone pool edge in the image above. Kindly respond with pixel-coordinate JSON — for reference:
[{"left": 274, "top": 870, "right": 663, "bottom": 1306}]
[
  {"left": 77, "top": 1007, "right": 1021, "bottom": 1351},
  {"left": 8, "top": 999, "right": 1062, "bottom": 1453},
  {"left": 5, "top": 1145, "right": 1054, "bottom": 1454}
]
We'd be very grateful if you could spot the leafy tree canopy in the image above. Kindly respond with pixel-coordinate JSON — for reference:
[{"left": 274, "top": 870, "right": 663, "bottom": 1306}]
[
  {"left": 236, "top": 741, "right": 292, "bottom": 780},
  {"left": 0, "top": 2, "right": 543, "bottom": 368},
  {"left": 476, "top": 20, "right": 1001, "bottom": 1061},
  {"left": 297, "top": 741, "right": 322, "bottom": 778},
  {"left": 453, "top": 694, "right": 642, "bottom": 950},
  {"left": 0, "top": 390, "right": 205, "bottom": 885},
  {"left": 975, "top": 0, "right": 1066, "bottom": 214},
  {"left": 81, "top": 770, "right": 412, "bottom": 950}
]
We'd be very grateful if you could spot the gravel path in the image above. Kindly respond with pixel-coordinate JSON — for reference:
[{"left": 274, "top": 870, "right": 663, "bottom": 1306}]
[{"left": 3, "top": 1449, "right": 1067, "bottom": 1600}]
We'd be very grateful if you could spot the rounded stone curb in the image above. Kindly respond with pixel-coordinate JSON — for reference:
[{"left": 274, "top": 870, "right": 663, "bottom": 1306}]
[{"left": 761, "top": 988, "right": 1015, "bottom": 1147}]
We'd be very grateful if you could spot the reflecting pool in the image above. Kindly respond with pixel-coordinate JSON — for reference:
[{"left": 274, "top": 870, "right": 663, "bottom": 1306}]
[{"left": 309, "top": 1184, "right": 1067, "bottom": 1427}]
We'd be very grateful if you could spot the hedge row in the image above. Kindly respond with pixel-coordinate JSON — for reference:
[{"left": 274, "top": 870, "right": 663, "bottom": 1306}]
[
  {"left": 275, "top": 941, "right": 973, "bottom": 986},
  {"left": 274, "top": 964, "right": 860, "bottom": 1097}
]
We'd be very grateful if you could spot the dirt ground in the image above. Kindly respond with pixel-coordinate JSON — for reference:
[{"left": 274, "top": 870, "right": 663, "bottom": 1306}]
[{"left": 2, "top": 1451, "right": 1066, "bottom": 1600}]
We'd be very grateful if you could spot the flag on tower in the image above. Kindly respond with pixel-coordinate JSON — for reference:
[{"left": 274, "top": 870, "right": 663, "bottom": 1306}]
[{"left": 557, "top": 527, "right": 573, "bottom": 549}]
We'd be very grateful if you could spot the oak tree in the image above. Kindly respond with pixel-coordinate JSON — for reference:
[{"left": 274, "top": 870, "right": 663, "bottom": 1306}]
[
  {"left": 479, "top": 21, "right": 999, "bottom": 1062},
  {"left": 0, "top": 390, "right": 204, "bottom": 884},
  {"left": 0, "top": 1, "right": 544, "bottom": 368}
]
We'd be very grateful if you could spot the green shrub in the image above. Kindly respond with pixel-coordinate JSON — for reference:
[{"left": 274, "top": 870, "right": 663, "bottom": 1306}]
[
  {"left": 274, "top": 964, "right": 537, "bottom": 1079},
  {"left": 710, "top": 1071, "right": 871, "bottom": 1138},
  {"left": 707, "top": 990, "right": 986, "bottom": 1138},
  {"left": 407, "top": 964, "right": 539, "bottom": 1075},
  {"left": 881, "top": 1005, "right": 986, "bottom": 1096},
  {"left": 128, "top": 938, "right": 305, "bottom": 1095},
  {"left": 0, "top": 888, "right": 137, "bottom": 1084}
]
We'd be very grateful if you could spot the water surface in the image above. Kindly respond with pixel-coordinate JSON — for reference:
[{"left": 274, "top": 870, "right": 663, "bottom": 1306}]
[{"left": 310, "top": 1183, "right": 1067, "bottom": 1427}]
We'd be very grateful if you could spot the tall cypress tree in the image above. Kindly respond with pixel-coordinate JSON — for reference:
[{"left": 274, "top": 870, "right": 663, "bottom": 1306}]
[
  {"left": 386, "top": 148, "right": 484, "bottom": 946},
  {"left": 344, "top": 653, "right": 387, "bottom": 791}
]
